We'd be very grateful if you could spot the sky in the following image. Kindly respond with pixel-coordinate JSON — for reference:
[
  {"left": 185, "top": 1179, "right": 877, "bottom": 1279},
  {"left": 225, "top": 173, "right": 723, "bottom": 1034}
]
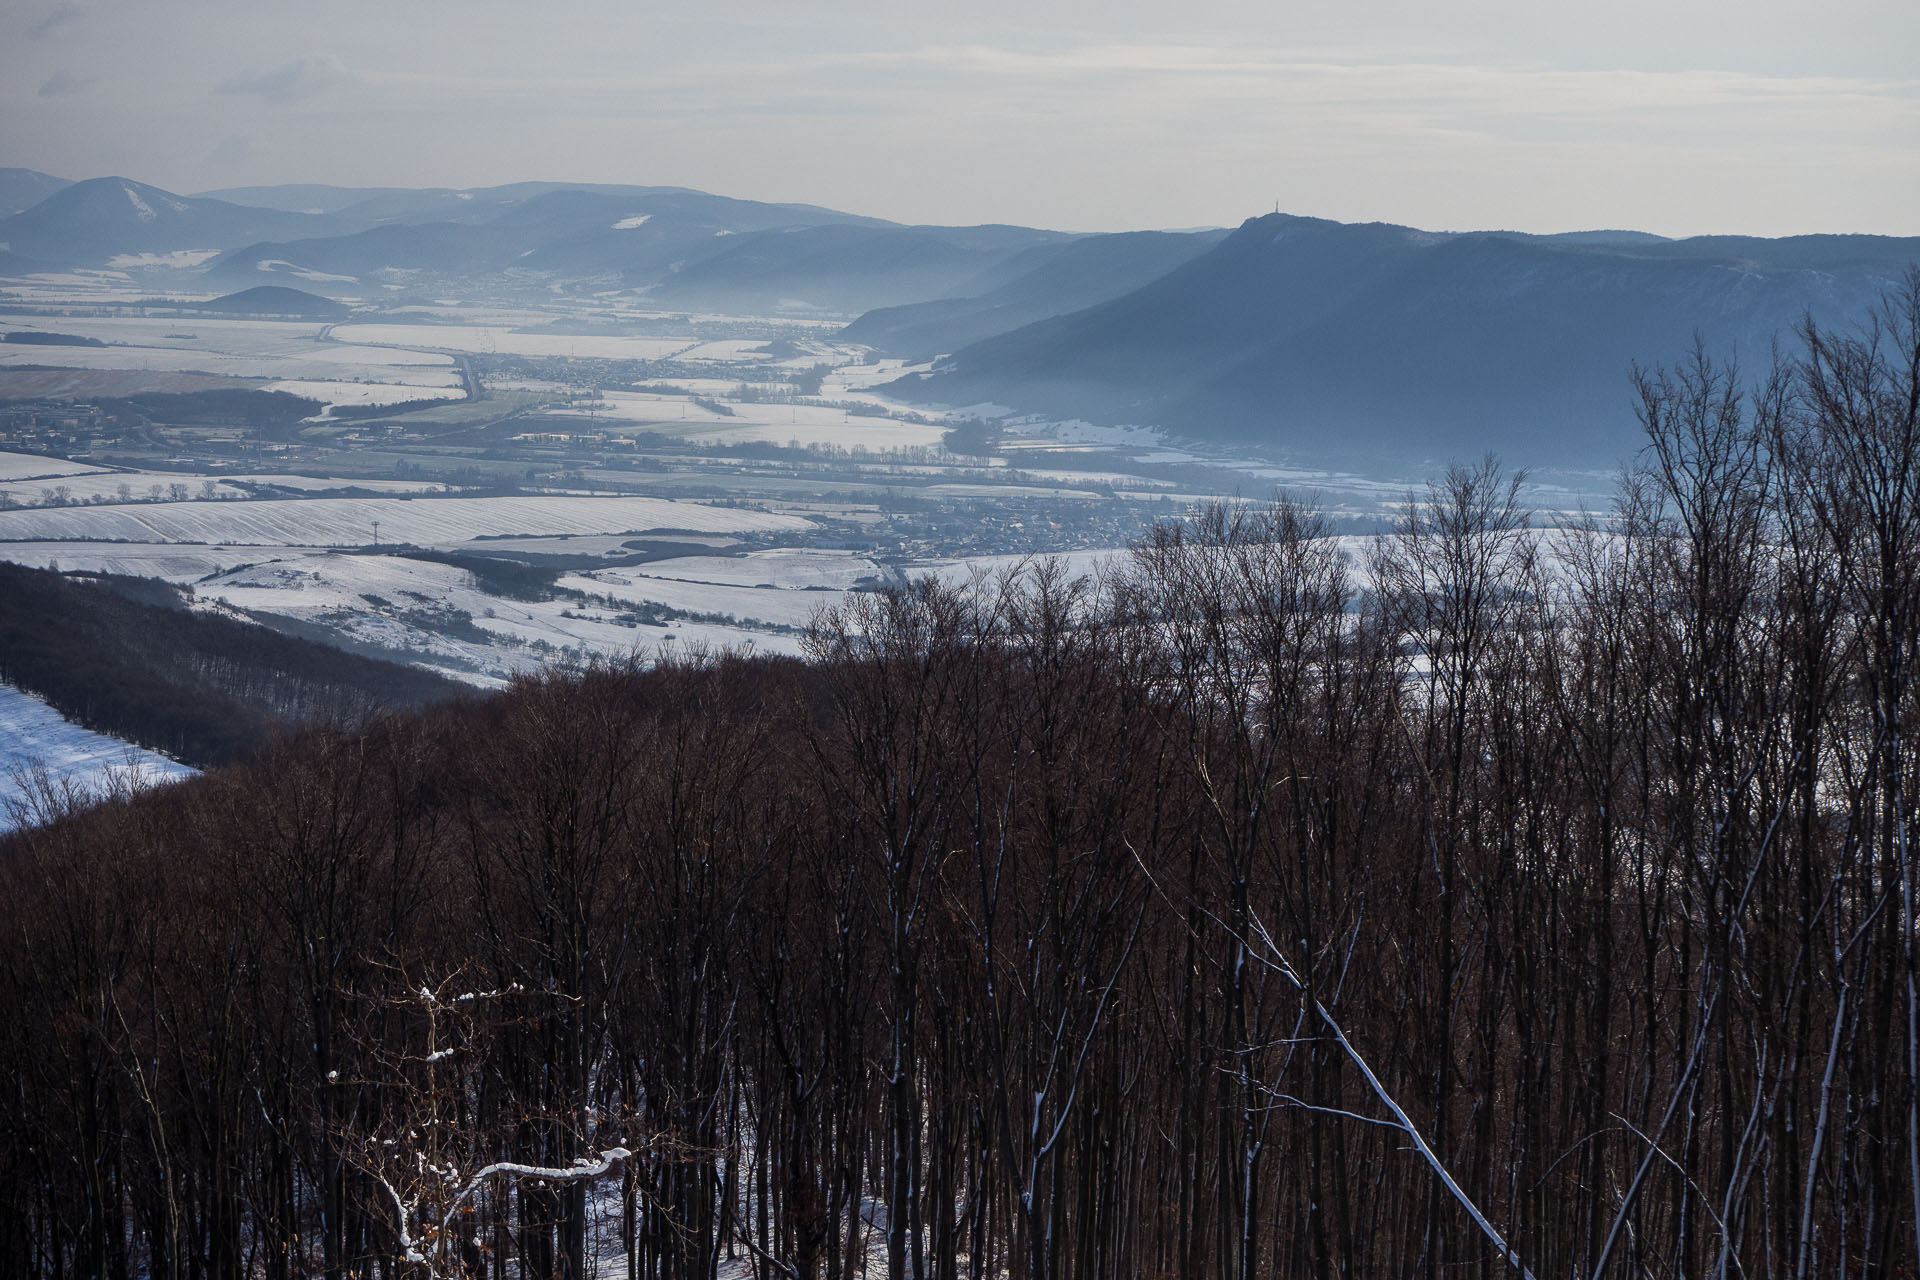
[{"left": 4, "top": 0, "right": 1917, "bottom": 237}]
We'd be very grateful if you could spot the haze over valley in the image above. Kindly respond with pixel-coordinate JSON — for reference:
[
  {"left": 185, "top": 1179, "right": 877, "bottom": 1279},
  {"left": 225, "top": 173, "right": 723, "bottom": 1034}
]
[{"left": 0, "top": 161, "right": 1915, "bottom": 802}]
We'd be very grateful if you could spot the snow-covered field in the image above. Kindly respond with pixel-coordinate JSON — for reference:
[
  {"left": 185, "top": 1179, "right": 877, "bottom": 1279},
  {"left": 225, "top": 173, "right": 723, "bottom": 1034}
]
[
  {"left": 630, "top": 378, "right": 752, "bottom": 395},
  {"left": 0, "top": 683, "right": 195, "bottom": 831},
  {"left": 676, "top": 339, "right": 780, "bottom": 363},
  {"left": 922, "top": 481, "right": 1103, "bottom": 500},
  {"left": 0, "top": 274, "right": 212, "bottom": 307},
  {"left": 330, "top": 324, "right": 697, "bottom": 361},
  {"left": 552, "top": 390, "right": 737, "bottom": 425},
  {"left": 543, "top": 548, "right": 889, "bottom": 638},
  {"left": 678, "top": 412, "right": 946, "bottom": 452},
  {"left": 0, "top": 450, "right": 111, "bottom": 481},
  {"left": 915, "top": 547, "right": 1132, "bottom": 590},
  {"left": 0, "top": 470, "right": 251, "bottom": 506},
  {"left": 561, "top": 569, "right": 846, "bottom": 630},
  {"left": 105, "top": 250, "right": 223, "bottom": 270},
  {"left": 559, "top": 391, "right": 949, "bottom": 451},
  {"left": 229, "top": 474, "right": 458, "bottom": 494},
  {"left": 822, "top": 357, "right": 928, "bottom": 405},
  {"left": 265, "top": 379, "right": 466, "bottom": 409},
  {"left": 0, "top": 317, "right": 461, "bottom": 389},
  {"left": 197, "top": 552, "right": 804, "bottom": 681},
  {"left": 250, "top": 259, "right": 357, "bottom": 284},
  {"left": 0, "top": 493, "right": 811, "bottom": 547},
  {"left": 627, "top": 548, "right": 883, "bottom": 590},
  {"left": 0, "top": 541, "right": 302, "bottom": 581},
  {"left": 0, "top": 338, "right": 462, "bottom": 388}
]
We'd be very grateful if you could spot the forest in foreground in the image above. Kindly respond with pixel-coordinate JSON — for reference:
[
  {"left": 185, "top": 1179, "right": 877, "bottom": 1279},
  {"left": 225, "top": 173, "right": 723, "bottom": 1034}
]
[{"left": 3, "top": 279, "right": 1920, "bottom": 1280}]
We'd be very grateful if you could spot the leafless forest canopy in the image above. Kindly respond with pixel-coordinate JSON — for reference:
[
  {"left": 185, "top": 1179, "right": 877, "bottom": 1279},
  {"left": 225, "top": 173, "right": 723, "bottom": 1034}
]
[{"left": 4, "top": 277, "right": 1920, "bottom": 1279}]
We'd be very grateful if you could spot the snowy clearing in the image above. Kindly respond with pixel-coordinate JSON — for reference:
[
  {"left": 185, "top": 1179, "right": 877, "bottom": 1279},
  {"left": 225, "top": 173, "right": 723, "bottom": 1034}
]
[
  {"left": 0, "top": 683, "right": 195, "bottom": 831},
  {"left": 253, "top": 259, "right": 358, "bottom": 283}
]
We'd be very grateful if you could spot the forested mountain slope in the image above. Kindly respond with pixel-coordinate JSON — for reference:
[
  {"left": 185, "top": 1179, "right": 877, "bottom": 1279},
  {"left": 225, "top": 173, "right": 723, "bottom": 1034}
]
[{"left": 0, "top": 561, "right": 464, "bottom": 766}]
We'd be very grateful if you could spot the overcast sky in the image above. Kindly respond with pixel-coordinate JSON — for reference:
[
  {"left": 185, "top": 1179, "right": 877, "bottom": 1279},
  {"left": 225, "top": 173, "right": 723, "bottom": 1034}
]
[{"left": 5, "top": 0, "right": 1916, "bottom": 236}]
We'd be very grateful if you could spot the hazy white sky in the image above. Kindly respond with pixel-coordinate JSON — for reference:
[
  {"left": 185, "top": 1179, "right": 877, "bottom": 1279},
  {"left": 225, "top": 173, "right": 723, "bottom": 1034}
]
[{"left": 5, "top": 0, "right": 1916, "bottom": 236}]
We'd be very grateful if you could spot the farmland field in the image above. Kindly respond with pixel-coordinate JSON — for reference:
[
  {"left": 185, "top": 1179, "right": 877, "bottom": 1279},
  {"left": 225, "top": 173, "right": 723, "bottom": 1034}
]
[
  {"left": 560, "top": 569, "right": 847, "bottom": 630},
  {"left": 0, "top": 292, "right": 1426, "bottom": 691},
  {"left": 329, "top": 324, "right": 699, "bottom": 361},
  {"left": 0, "top": 493, "right": 810, "bottom": 546},
  {"left": 0, "top": 450, "right": 111, "bottom": 481}
]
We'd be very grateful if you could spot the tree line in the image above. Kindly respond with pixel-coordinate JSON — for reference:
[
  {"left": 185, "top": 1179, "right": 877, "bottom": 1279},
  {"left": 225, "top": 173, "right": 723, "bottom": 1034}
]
[{"left": 2, "top": 276, "right": 1918, "bottom": 1279}]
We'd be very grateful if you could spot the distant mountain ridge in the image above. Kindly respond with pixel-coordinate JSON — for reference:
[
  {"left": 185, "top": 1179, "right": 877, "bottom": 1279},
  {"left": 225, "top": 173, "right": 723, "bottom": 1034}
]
[
  {"left": 640, "top": 222, "right": 1078, "bottom": 315},
  {"left": 0, "top": 168, "right": 70, "bottom": 217},
  {"left": 840, "top": 229, "right": 1231, "bottom": 356},
  {"left": 0, "top": 177, "right": 343, "bottom": 263},
  {"left": 7, "top": 171, "right": 1917, "bottom": 470},
  {"left": 888, "top": 213, "right": 1920, "bottom": 469},
  {"left": 7, "top": 174, "right": 1056, "bottom": 315}
]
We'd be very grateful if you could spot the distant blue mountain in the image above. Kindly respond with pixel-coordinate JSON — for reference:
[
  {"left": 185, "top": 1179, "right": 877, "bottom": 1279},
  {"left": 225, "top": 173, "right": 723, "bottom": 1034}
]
[
  {"left": 0, "top": 167, "right": 70, "bottom": 217},
  {"left": 0, "top": 177, "right": 344, "bottom": 264},
  {"left": 640, "top": 223, "right": 1076, "bottom": 315},
  {"left": 840, "top": 229, "right": 1229, "bottom": 356},
  {"left": 888, "top": 214, "right": 1920, "bottom": 469},
  {"left": 202, "top": 189, "right": 1078, "bottom": 315}
]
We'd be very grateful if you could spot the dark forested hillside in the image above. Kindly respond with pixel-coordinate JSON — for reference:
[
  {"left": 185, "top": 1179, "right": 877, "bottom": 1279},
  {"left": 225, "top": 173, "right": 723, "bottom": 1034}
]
[
  {"left": 3, "top": 284, "right": 1919, "bottom": 1280},
  {"left": 0, "top": 562, "right": 464, "bottom": 766},
  {"left": 193, "top": 285, "right": 351, "bottom": 319}
]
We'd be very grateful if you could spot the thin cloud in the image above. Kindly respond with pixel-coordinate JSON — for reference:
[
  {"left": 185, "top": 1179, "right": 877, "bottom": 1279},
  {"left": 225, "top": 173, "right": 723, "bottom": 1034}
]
[
  {"left": 217, "top": 54, "right": 356, "bottom": 103},
  {"left": 37, "top": 70, "right": 92, "bottom": 97},
  {"left": 366, "top": 43, "right": 1918, "bottom": 136},
  {"left": 28, "top": 2, "right": 83, "bottom": 39}
]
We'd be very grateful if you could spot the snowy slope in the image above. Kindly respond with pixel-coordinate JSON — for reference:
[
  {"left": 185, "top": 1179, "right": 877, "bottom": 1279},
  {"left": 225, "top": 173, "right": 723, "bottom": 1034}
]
[{"left": 0, "top": 682, "right": 195, "bottom": 830}]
